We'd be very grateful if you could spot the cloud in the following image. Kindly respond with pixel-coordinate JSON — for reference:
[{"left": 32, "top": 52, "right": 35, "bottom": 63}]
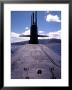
[
  {"left": 11, "top": 32, "right": 20, "bottom": 37},
  {"left": 25, "top": 26, "right": 29, "bottom": 30},
  {"left": 11, "top": 31, "right": 30, "bottom": 43},
  {"left": 11, "top": 29, "right": 61, "bottom": 43},
  {"left": 38, "top": 30, "right": 45, "bottom": 34},
  {"left": 47, "top": 30, "right": 61, "bottom": 39},
  {"left": 11, "top": 30, "right": 46, "bottom": 43},
  {"left": 46, "top": 14, "right": 61, "bottom": 22},
  {"left": 22, "top": 29, "right": 30, "bottom": 35},
  {"left": 22, "top": 30, "right": 45, "bottom": 35},
  {"left": 38, "top": 30, "right": 61, "bottom": 39}
]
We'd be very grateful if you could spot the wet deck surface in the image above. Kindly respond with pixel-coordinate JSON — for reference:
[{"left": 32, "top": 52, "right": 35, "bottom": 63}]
[{"left": 11, "top": 44, "right": 61, "bottom": 79}]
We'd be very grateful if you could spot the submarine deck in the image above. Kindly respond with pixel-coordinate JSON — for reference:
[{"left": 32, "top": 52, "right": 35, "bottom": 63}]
[{"left": 11, "top": 44, "right": 61, "bottom": 79}]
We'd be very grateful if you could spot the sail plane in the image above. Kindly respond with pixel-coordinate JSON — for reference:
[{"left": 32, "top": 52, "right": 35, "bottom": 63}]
[{"left": 19, "top": 11, "right": 48, "bottom": 44}]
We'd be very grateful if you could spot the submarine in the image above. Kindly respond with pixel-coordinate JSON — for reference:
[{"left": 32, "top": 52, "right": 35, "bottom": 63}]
[
  {"left": 11, "top": 12, "right": 61, "bottom": 79},
  {"left": 19, "top": 11, "right": 48, "bottom": 44}
]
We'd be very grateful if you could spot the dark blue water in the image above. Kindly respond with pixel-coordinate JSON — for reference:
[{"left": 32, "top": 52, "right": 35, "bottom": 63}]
[{"left": 47, "top": 43, "right": 61, "bottom": 56}]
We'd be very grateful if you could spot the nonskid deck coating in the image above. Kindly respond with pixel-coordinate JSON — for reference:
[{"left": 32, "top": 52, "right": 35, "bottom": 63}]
[{"left": 11, "top": 44, "right": 61, "bottom": 79}]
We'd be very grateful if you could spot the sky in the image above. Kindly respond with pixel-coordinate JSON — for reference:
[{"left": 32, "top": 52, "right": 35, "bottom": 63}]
[
  {"left": 11, "top": 11, "right": 61, "bottom": 33},
  {"left": 11, "top": 11, "right": 61, "bottom": 42}
]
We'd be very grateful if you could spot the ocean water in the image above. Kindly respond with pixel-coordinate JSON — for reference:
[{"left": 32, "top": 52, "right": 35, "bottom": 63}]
[{"left": 47, "top": 43, "right": 61, "bottom": 56}]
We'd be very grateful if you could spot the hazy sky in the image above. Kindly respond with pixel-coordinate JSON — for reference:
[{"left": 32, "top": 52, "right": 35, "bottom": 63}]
[{"left": 11, "top": 11, "right": 61, "bottom": 34}]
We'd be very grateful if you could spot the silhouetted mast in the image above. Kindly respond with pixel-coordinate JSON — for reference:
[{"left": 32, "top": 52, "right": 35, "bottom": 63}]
[
  {"left": 32, "top": 11, "right": 37, "bottom": 25},
  {"left": 29, "top": 11, "right": 38, "bottom": 44},
  {"left": 32, "top": 12, "right": 34, "bottom": 24},
  {"left": 19, "top": 11, "right": 48, "bottom": 44},
  {"left": 35, "top": 11, "right": 37, "bottom": 25}
]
